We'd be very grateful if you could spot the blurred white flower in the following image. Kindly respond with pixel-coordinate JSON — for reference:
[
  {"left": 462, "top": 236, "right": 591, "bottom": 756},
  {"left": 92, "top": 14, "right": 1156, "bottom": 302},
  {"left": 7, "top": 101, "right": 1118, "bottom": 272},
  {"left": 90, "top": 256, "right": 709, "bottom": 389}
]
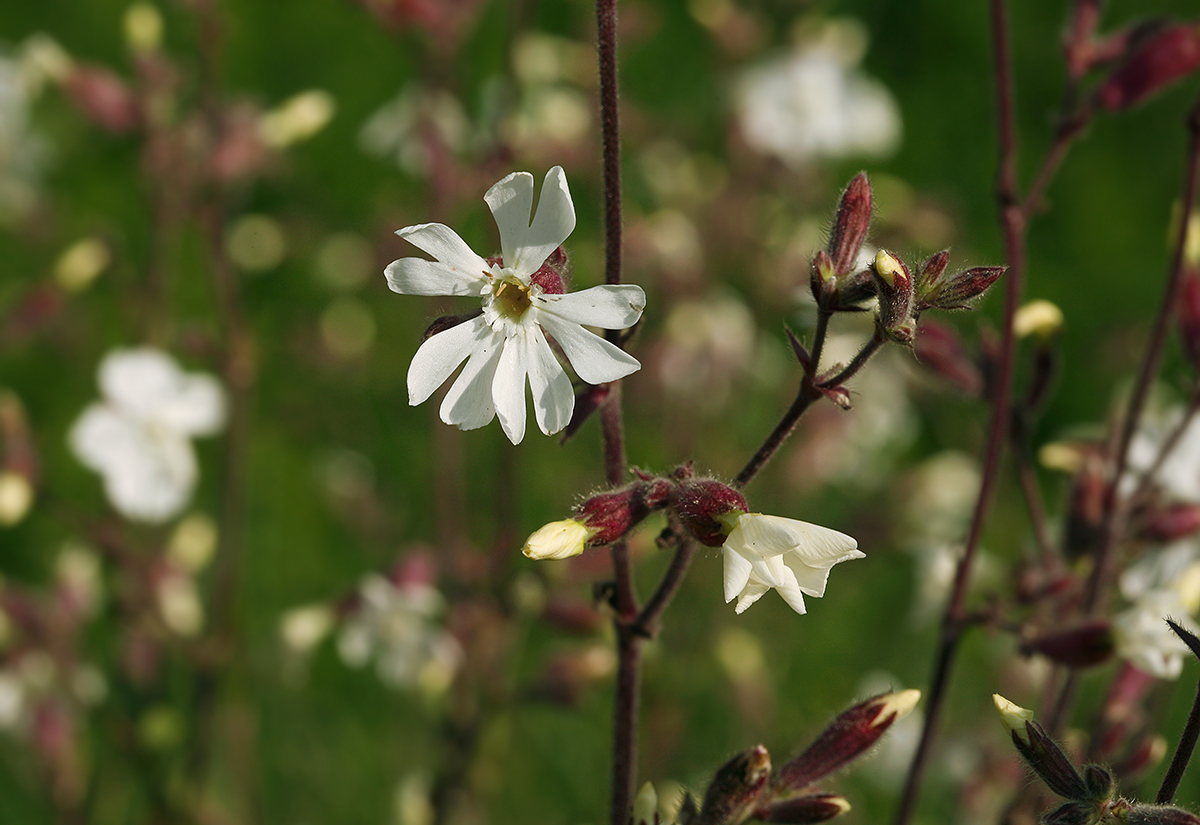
[
  {"left": 1114, "top": 545, "right": 1200, "bottom": 679},
  {"left": 69, "top": 348, "right": 226, "bottom": 523},
  {"left": 716, "top": 511, "right": 863, "bottom": 614},
  {"left": 337, "top": 575, "right": 461, "bottom": 692},
  {"left": 359, "top": 84, "right": 473, "bottom": 178},
  {"left": 1127, "top": 405, "right": 1200, "bottom": 501},
  {"left": 385, "top": 166, "right": 645, "bottom": 444},
  {"left": 0, "top": 42, "right": 51, "bottom": 225},
  {"left": 735, "top": 21, "right": 901, "bottom": 166}
]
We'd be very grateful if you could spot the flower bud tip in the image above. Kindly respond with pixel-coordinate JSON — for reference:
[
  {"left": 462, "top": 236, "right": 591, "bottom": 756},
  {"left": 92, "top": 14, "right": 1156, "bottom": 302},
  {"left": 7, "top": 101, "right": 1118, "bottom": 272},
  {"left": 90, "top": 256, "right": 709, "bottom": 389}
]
[
  {"left": 872, "top": 689, "right": 921, "bottom": 727},
  {"left": 523, "top": 519, "right": 593, "bottom": 560},
  {"left": 993, "top": 694, "right": 1034, "bottom": 740},
  {"left": 873, "top": 249, "right": 904, "bottom": 287}
]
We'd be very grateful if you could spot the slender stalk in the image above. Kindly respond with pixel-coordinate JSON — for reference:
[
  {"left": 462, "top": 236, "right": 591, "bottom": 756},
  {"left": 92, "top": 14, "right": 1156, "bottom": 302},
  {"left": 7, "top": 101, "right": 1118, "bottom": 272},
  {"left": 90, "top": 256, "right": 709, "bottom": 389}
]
[
  {"left": 1083, "top": 100, "right": 1200, "bottom": 616},
  {"left": 893, "top": 0, "right": 1026, "bottom": 821},
  {"left": 596, "top": 0, "right": 622, "bottom": 290},
  {"left": 633, "top": 540, "right": 697, "bottom": 638},
  {"left": 1158, "top": 620, "right": 1200, "bottom": 804}
]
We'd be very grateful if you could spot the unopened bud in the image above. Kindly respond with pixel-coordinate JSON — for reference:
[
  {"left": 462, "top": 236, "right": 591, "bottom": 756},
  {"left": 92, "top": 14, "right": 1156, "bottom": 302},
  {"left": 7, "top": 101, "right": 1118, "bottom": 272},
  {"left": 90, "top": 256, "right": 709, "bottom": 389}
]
[
  {"left": 993, "top": 694, "right": 1091, "bottom": 801},
  {"left": 759, "top": 793, "right": 850, "bottom": 824},
  {"left": 64, "top": 65, "right": 140, "bottom": 133},
  {"left": 633, "top": 782, "right": 660, "bottom": 825},
  {"left": 778, "top": 691, "right": 920, "bottom": 789},
  {"left": 1136, "top": 503, "right": 1200, "bottom": 543},
  {"left": 914, "top": 321, "right": 984, "bottom": 396},
  {"left": 1043, "top": 801, "right": 1099, "bottom": 825},
  {"left": 1014, "top": 300, "right": 1065, "bottom": 340},
  {"left": 919, "top": 250, "right": 951, "bottom": 285},
  {"left": 421, "top": 311, "right": 481, "bottom": 342},
  {"left": 1063, "top": 454, "right": 1108, "bottom": 561},
  {"left": 1126, "top": 805, "right": 1200, "bottom": 825},
  {"left": 124, "top": 3, "right": 163, "bottom": 53},
  {"left": 671, "top": 480, "right": 749, "bottom": 547},
  {"left": 561, "top": 383, "right": 610, "bottom": 444},
  {"left": 53, "top": 237, "right": 110, "bottom": 292},
  {"left": 695, "top": 745, "right": 772, "bottom": 825},
  {"left": 1095, "top": 23, "right": 1200, "bottom": 111},
  {"left": 927, "top": 266, "right": 1006, "bottom": 310},
  {"left": 280, "top": 604, "right": 335, "bottom": 653},
  {"left": 522, "top": 519, "right": 594, "bottom": 560},
  {"left": 872, "top": 250, "right": 914, "bottom": 331},
  {"left": 258, "top": 90, "right": 335, "bottom": 148},
  {"left": 828, "top": 174, "right": 872, "bottom": 278},
  {"left": 810, "top": 249, "right": 837, "bottom": 308},
  {"left": 1022, "top": 621, "right": 1115, "bottom": 669}
]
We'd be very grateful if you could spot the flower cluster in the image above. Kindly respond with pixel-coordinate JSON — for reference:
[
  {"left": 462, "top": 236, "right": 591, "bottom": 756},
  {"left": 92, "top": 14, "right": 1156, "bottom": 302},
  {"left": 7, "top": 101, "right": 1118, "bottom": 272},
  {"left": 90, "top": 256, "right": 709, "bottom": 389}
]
[
  {"left": 522, "top": 468, "right": 863, "bottom": 615},
  {"left": 385, "top": 166, "right": 646, "bottom": 444},
  {"left": 69, "top": 347, "right": 226, "bottom": 523}
]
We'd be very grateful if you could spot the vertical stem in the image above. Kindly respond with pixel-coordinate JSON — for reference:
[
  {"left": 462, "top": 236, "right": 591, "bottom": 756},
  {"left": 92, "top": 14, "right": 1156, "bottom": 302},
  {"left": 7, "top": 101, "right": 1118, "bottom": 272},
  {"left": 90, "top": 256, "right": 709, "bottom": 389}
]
[
  {"left": 893, "top": 1, "right": 1025, "bottom": 822},
  {"left": 595, "top": 3, "right": 640, "bottom": 823}
]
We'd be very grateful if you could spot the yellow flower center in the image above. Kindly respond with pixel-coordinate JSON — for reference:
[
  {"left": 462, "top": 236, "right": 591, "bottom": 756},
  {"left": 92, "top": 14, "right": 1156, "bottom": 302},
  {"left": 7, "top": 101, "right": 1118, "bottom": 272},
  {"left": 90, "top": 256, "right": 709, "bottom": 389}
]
[{"left": 491, "top": 275, "right": 533, "bottom": 320}]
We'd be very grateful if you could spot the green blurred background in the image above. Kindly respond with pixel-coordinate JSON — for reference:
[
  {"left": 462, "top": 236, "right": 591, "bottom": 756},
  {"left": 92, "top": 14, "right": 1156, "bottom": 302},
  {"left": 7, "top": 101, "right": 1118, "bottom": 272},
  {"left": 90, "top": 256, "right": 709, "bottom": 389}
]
[{"left": 2, "top": 0, "right": 1200, "bottom": 823}]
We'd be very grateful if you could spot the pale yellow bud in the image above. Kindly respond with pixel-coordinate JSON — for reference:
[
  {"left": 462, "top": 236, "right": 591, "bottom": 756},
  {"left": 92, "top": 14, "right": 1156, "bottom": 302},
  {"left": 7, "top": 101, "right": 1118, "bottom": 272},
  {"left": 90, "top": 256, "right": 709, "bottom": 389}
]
[
  {"left": 258, "top": 90, "right": 336, "bottom": 148},
  {"left": 54, "top": 237, "right": 110, "bottom": 292},
  {"left": 1038, "top": 441, "right": 1086, "bottom": 474},
  {"left": 124, "top": 3, "right": 163, "bottom": 53},
  {"left": 0, "top": 472, "right": 33, "bottom": 527},
  {"left": 1013, "top": 300, "right": 1064, "bottom": 340},
  {"left": 873, "top": 249, "right": 904, "bottom": 287},
  {"left": 632, "top": 782, "right": 658, "bottom": 825},
  {"left": 993, "top": 694, "right": 1035, "bottom": 742},
  {"left": 166, "top": 513, "right": 218, "bottom": 573},
  {"left": 872, "top": 689, "right": 921, "bottom": 727},
  {"left": 522, "top": 519, "right": 592, "bottom": 560},
  {"left": 280, "top": 605, "right": 335, "bottom": 653}
]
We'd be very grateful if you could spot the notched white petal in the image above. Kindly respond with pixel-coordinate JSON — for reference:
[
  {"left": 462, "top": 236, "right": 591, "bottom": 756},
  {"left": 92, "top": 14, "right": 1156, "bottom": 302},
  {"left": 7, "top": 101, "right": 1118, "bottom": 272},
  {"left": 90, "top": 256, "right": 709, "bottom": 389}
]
[
  {"left": 396, "top": 223, "right": 489, "bottom": 271},
  {"left": 492, "top": 333, "right": 530, "bottom": 445},
  {"left": 440, "top": 333, "right": 504, "bottom": 431},
  {"left": 386, "top": 258, "right": 489, "bottom": 298},
  {"left": 537, "top": 284, "right": 646, "bottom": 330},
  {"left": 407, "top": 317, "right": 489, "bottom": 406},
  {"left": 526, "top": 329, "right": 574, "bottom": 436},
  {"left": 538, "top": 313, "right": 642, "bottom": 385},
  {"left": 484, "top": 172, "right": 535, "bottom": 272}
]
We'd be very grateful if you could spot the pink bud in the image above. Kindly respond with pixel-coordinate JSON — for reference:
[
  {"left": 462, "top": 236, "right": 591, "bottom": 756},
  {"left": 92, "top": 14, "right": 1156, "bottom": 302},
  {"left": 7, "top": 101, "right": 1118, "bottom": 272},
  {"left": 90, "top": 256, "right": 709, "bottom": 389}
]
[
  {"left": 913, "top": 321, "right": 984, "bottom": 397},
  {"left": 64, "top": 65, "right": 140, "bottom": 133},
  {"left": 928, "top": 266, "right": 1006, "bottom": 310},
  {"left": 759, "top": 794, "right": 850, "bottom": 824},
  {"left": 1095, "top": 23, "right": 1200, "bottom": 111},
  {"left": 671, "top": 480, "right": 749, "bottom": 547},
  {"left": 872, "top": 250, "right": 914, "bottom": 331},
  {"left": 530, "top": 246, "right": 569, "bottom": 294},
  {"left": 694, "top": 745, "right": 772, "bottom": 825},
  {"left": 1135, "top": 502, "right": 1200, "bottom": 542}
]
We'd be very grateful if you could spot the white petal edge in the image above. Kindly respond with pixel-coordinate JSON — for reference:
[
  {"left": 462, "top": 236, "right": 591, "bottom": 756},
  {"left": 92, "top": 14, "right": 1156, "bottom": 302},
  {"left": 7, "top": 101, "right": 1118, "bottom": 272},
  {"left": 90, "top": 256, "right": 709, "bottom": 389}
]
[
  {"left": 99, "top": 348, "right": 183, "bottom": 420},
  {"left": 537, "top": 284, "right": 646, "bottom": 331},
  {"left": 537, "top": 313, "right": 641, "bottom": 385},
  {"left": 104, "top": 430, "right": 195, "bottom": 523},
  {"left": 484, "top": 172, "right": 535, "bottom": 273},
  {"left": 69, "top": 405, "right": 143, "bottom": 473},
  {"left": 407, "top": 317, "right": 490, "bottom": 406},
  {"left": 439, "top": 330, "right": 504, "bottom": 431},
  {"left": 396, "top": 223, "right": 490, "bottom": 272},
  {"left": 492, "top": 331, "right": 530, "bottom": 445},
  {"left": 156, "top": 374, "right": 226, "bottom": 436},
  {"left": 525, "top": 328, "right": 574, "bottom": 436},
  {"left": 723, "top": 547, "right": 754, "bottom": 602},
  {"left": 385, "top": 257, "right": 490, "bottom": 298}
]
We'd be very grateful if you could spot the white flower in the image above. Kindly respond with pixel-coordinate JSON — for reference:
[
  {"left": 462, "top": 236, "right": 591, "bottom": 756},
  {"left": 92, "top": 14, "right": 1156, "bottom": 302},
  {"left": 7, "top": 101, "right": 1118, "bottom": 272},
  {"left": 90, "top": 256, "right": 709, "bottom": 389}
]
[
  {"left": 717, "top": 512, "right": 864, "bottom": 614},
  {"left": 337, "top": 575, "right": 462, "bottom": 693},
  {"left": 385, "top": 166, "right": 646, "bottom": 444},
  {"left": 69, "top": 347, "right": 225, "bottom": 523},
  {"left": 1112, "top": 590, "right": 1197, "bottom": 679},
  {"left": 522, "top": 519, "right": 592, "bottom": 560},
  {"left": 735, "top": 22, "right": 901, "bottom": 167}
]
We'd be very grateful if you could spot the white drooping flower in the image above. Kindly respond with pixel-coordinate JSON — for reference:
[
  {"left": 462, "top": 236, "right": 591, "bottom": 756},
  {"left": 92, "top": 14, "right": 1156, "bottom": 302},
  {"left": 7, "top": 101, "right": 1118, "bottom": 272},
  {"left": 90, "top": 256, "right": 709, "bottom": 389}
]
[
  {"left": 716, "top": 511, "right": 864, "bottom": 614},
  {"left": 337, "top": 575, "right": 462, "bottom": 693},
  {"left": 385, "top": 166, "right": 646, "bottom": 445},
  {"left": 734, "top": 20, "right": 901, "bottom": 167},
  {"left": 1113, "top": 544, "right": 1200, "bottom": 679},
  {"left": 69, "top": 347, "right": 226, "bottom": 523}
]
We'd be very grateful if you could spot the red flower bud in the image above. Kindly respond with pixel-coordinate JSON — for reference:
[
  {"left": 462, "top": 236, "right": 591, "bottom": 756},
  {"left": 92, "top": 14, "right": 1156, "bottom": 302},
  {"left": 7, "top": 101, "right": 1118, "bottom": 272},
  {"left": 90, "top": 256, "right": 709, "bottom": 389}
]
[
  {"left": 827, "top": 174, "right": 872, "bottom": 279},
  {"left": 1095, "top": 23, "right": 1200, "bottom": 111},
  {"left": 671, "top": 480, "right": 749, "bottom": 547},
  {"left": 530, "top": 245, "right": 569, "bottom": 294},
  {"left": 927, "top": 266, "right": 1007, "bottom": 310},
  {"left": 1022, "top": 621, "right": 1115, "bottom": 668},
  {"left": 694, "top": 745, "right": 772, "bottom": 825},
  {"left": 1135, "top": 503, "right": 1200, "bottom": 543},
  {"left": 777, "top": 691, "right": 920, "bottom": 790},
  {"left": 914, "top": 321, "right": 984, "bottom": 397},
  {"left": 872, "top": 250, "right": 914, "bottom": 331},
  {"left": 1127, "top": 805, "right": 1200, "bottom": 825}
]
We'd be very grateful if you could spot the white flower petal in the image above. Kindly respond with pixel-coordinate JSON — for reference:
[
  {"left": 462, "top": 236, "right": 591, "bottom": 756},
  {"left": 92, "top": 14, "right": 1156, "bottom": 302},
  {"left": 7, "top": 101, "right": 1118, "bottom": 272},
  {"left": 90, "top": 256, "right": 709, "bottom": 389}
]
[
  {"left": 723, "top": 547, "right": 754, "bottom": 602},
  {"left": 396, "top": 222, "right": 489, "bottom": 272},
  {"left": 156, "top": 374, "right": 226, "bottom": 436},
  {"left": 99, "top": 347, "right": 185, "bottom": 420},
  {"left": 385, "top": 258, "right": 488, "bottom": 297},
  {"left": 485, "top": 167, "right": 575, "bottom": 276},
  {"left": 439, "top": 329, "right": 504, "bottom": 431},
  {"left": 484, "top": 172, "right": 535, "bottom": 272},
  {"left": 732, "top": 514, "right": 861, "bottom": 565},
  {"left": 69, "top": 405, "right": 143, "bottom": 473},
  {"left": 407, "top": 317, "right": 490, "bottom": 405},
  {"left": 735, "top": 581, "right": 771, "bottom": 614},
  {"left": 537, "top": 284, "right": 646, "bottom": 330},
  {"left": 103, "top": 429, "right": 196, "bottom": 523},
  {"left": 526, "top": 329, "right": 574, "bottom": 436},
  {"left": 772, "top": 570, "right": 809, "bottom": 615},
  {"left": 782, "top": 554, "right": 835, "bottom": 598},
  {"left": 537, "top": 313, "right": 641, "bottom": 384},
  {"left": 492, "top": 333, "right": 529, "bottom": 445}
]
